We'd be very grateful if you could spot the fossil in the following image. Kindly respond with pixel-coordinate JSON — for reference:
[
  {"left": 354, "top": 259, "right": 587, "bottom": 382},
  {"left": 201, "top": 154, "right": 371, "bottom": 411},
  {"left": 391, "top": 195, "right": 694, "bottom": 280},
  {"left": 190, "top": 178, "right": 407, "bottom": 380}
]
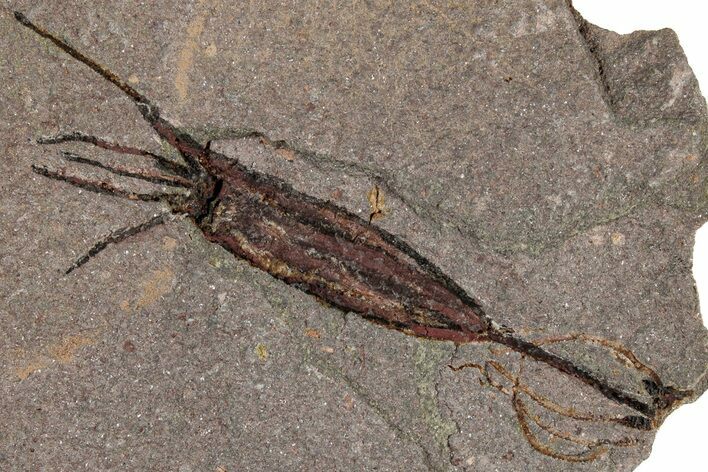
[{"left": 13, "top": 10, "right": 695, "bottom": 463}]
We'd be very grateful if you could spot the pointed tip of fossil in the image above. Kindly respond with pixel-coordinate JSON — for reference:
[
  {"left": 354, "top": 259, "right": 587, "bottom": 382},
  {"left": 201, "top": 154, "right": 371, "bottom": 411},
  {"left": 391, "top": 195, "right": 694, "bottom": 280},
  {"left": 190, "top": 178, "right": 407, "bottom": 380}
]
[{"left": 13, "top": 11, "right": 31, "bottom": 26}]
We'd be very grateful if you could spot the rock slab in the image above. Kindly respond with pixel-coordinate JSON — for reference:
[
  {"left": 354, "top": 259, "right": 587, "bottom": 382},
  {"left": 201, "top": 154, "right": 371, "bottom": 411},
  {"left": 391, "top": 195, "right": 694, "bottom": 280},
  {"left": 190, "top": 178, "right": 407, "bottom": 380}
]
[{"left": 1, "top": 1, "right": 706, "bottom": 471}]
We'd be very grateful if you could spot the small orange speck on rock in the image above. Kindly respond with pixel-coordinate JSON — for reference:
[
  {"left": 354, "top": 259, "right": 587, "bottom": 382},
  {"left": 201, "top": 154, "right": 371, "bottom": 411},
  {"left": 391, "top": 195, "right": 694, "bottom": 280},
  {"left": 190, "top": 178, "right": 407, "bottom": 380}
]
[
  {"left": 305, "top": 328, "right": 321, "bottom": 339},
  {"left": 276, "top": 148, "right": 296, "bottom": 162},
  {"left": 367, "top": 185, "right": 386, "bottom": 221},
  {"left": 15, "top": 359, "right": 48, "bottom": 381},
  {"left": 255, "top": 343, "right": 268, "bottom": 361},
  {"left": 611, "top": 232, "right": 626, "bottom": 246},
  {"left": 163, "top": 236, "right": 178, "bottom": 251},
  {"left": 343, "top": 393, "right": 355, "bottom": 410},
  {"left": 330, "top": 188, "right": 344, "bottom": 201},
  {"left": 48, "top": 335, "right": 95, "bottom": 364}
]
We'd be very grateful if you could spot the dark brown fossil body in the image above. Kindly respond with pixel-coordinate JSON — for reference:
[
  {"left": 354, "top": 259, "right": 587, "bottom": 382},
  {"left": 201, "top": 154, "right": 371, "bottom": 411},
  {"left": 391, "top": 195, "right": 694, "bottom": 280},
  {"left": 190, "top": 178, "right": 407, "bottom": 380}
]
[
  {"left": 14, "top": 11, "right": 693, "bottom": 463},
  {"left": 200, "top": 154, "right": 488, "bottom": 344}
]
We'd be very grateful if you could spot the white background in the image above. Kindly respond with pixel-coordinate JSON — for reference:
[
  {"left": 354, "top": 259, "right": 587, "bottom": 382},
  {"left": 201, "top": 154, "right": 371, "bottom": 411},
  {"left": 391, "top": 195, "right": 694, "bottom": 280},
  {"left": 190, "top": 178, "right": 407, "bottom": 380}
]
[{"left": 572, "top": 1, "right": 707, "bottom": 471}]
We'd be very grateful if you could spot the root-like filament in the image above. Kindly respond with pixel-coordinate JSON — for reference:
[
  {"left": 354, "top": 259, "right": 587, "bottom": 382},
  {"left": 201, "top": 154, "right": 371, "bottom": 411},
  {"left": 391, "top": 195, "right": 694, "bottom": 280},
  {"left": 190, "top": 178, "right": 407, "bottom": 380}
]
[
  {"left": 451, "top": 345, "right": 648, "bottom": 463},
  {"left": 512, "top": 391, "right": 609, "bottom": 463},
  {"left": 529, "top": 334, "right": 662, "bottom": 382},
  {"left": 38, "top": 132, "right": 191, "bottom": 177},
  {"left": 32, "top": 165, "right": 176, "bottom": 202},
  {"left": 65, "top": 213, "right": 168, "bottom": 274},
  {"left": 517, "top": 395, "right": 636, "bottom": 448},
  {"left": 59, "top": 151, "right": 192, "bottom": 188}
]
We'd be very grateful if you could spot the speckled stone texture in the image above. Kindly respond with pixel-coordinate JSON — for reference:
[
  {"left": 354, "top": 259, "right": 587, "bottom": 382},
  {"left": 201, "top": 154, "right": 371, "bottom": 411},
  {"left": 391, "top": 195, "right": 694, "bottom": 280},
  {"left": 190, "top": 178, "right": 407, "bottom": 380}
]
[{"left": 1, "top": 1, "right": 706, "bottom": 471}]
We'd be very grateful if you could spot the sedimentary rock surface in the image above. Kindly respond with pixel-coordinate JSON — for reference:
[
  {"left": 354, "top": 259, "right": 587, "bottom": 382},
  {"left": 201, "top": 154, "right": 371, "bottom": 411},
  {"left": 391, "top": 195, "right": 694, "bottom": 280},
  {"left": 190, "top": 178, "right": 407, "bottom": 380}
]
[{"left": 1, "top": 1, "right": 706, "bottom": 470}]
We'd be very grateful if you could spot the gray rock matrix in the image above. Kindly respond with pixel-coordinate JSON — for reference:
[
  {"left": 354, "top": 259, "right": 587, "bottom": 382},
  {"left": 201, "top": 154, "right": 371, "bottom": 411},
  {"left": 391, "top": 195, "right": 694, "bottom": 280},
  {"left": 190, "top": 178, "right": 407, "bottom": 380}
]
[{"left": 1, "top": 1, "right": 706, "bottom": 471}]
